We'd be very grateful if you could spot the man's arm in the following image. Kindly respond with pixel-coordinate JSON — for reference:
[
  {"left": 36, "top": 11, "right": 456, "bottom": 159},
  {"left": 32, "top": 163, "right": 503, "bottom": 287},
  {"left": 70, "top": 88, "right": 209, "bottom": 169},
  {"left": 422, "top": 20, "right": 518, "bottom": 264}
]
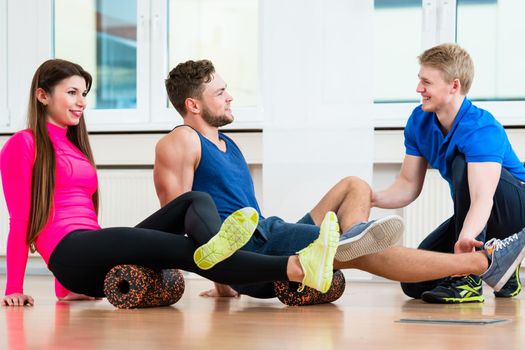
[
  {"left": 154, "top": 127, "right": 200, "bottom": 206},
  {"left": 153, "top": 127, "right": 237, "bottom": 297},
  {"left": 454, "top": 162, "right": 501, "bottom": 253},
  {"left": 372, "top": 155, "right": 428, "bottom": 209}
]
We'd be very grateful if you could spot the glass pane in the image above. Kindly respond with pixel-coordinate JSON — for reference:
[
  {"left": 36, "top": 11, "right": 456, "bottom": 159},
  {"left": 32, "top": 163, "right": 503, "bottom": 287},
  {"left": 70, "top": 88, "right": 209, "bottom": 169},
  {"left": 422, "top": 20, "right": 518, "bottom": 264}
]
[
  {"left": 54, "top": 0, "right": 137, "bottom": 109},
  {"left": 168, "top": 0, "right": 258, "bottom": 108},
  {"left": 457, "top": 0, "right": 525, "bottom": 101},
  {"left": 374, "top": 0, "right": 421, "bottom": 103}
]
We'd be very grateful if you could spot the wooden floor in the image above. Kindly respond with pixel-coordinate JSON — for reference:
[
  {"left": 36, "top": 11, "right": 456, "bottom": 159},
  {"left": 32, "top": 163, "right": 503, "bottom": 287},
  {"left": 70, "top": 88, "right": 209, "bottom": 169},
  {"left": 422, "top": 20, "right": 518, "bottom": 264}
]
[{"left": 2, "top": 276, "right": 525, "bottom": 350}]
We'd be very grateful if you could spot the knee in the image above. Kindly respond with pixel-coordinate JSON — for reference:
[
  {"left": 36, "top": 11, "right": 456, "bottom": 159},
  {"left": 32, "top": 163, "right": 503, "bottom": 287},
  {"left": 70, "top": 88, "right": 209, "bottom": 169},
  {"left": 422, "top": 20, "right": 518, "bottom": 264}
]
[
  {"left": 187, "top": 191, "right": 213, "bottom": 203},
  {"left": 339, "top": 176, "right": 371, "bottom": 196}
]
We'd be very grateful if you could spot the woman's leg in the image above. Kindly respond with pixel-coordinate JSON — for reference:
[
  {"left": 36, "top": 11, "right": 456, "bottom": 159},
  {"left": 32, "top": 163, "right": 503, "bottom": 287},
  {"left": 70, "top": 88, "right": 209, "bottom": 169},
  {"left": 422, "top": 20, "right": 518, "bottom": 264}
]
[
  {"left": 48, "top": 228, "right": 290, "bottom": 297},
  {"left": 135, "top": 191, "right": 221, "bottom": 245}
]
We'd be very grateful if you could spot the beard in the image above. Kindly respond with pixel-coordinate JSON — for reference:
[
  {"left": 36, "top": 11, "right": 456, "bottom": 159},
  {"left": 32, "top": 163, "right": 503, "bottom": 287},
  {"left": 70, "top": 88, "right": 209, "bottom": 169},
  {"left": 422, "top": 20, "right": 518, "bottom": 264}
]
[{"left": 201, "top": 105, "right": 234, "bottom": 127}]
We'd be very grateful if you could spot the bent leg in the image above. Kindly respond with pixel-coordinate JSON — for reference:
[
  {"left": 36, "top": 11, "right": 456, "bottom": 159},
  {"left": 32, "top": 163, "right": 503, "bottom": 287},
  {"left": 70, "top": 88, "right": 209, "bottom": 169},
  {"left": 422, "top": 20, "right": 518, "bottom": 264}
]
[
  {"left": 309, "top": 176, "right": 371, "bottom": 232},
  {"left": 136, "top": 191, "right": 222, "bottom": 244},
  {"left": 48, "top": 228, "right": 289, "bottom": 297}
]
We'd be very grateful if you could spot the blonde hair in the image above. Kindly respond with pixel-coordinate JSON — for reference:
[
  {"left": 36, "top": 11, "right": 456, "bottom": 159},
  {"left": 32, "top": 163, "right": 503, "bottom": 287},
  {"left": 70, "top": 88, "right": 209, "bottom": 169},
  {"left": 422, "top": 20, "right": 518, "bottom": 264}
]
[{"left": 418, "top": 43, "right": 474, "bottom": 95}]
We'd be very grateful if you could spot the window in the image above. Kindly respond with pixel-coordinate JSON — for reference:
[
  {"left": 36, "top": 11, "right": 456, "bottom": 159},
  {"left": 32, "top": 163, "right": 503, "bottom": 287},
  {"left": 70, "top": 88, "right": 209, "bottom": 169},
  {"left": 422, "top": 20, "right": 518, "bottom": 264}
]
[
  {"left": 168, "top": 0, "right": 258, "bottom": 108},
  {"left": 374, "top": 0, "right": 525, "bottom": 127},
  {"left": 51, "top": 0, "right": 261, "bottom": 130},
  {"left": 150, "top": 0, "right": 261, "bottom": 127},
  {"left": 457, "top": 0, "right": 525, "bottom": 101},
  {"left": 374, "top": 0, "right": 421, "bottom": 103},
  {"left": 53, "top": 0, "right": 149, "bottom": 128}
]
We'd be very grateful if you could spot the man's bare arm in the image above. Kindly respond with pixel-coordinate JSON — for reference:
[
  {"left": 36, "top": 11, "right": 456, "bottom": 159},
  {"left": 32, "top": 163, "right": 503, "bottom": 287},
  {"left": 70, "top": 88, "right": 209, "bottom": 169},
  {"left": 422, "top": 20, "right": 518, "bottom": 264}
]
[{"left": 154, "top": 127, "right": 200, "bottom": 206}]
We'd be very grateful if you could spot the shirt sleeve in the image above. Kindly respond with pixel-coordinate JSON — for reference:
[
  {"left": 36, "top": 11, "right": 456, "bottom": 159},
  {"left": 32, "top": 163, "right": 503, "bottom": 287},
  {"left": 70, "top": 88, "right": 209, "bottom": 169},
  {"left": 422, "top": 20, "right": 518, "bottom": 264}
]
[
  {"left": 404, "top": 113, "right": 422, "bottom": 157},
  {"left": 461, "top": 124, "right": 506, "bottom": 163},
  {"left": 1, "top": 132, "right": 34, "bottom": 295}
]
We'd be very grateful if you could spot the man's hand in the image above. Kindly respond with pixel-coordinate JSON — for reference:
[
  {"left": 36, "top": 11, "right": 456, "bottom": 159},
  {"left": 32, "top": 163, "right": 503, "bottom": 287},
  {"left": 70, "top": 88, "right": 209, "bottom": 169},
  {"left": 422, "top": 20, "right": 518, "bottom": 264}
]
[
  {"left": 199, "top": 283, "right": 239, "bottom": 298},
  {"left": 2, "top": 293, "right": 34, "bottom": 306},
  {"left": 454, "top": 236, "right": 484, "bottom": 254},
  {"left": 58, "top": 292, "right": 100, "bottom": 301}
]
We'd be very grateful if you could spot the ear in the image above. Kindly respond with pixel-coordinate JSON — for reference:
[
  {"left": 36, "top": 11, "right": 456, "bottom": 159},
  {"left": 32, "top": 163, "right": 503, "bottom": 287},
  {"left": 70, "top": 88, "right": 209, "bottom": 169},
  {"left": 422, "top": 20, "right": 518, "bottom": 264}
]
[
  {"left": 185, "top": 97, "right": 200, "bottom": 114},
  {"left": 35, "top": 88, "right": 49, "bottom": 106},
  {"left": 451, "top": 78, "right": 461, "bottom": 94}
]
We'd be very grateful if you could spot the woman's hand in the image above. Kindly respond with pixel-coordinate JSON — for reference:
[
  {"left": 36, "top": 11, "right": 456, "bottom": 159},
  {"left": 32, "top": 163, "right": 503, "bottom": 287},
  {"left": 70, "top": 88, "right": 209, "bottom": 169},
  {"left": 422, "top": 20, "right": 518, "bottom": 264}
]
[{"left": 2, "top": 293, "right": 34, "bottom": 306}]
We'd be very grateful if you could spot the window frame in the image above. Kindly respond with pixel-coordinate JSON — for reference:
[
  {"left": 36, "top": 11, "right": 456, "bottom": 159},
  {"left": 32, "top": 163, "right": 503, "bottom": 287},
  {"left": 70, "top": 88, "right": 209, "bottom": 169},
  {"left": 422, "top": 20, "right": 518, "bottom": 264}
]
[
  {"left": 373, "top": 0, "right": 525, "bottom": 127},
  {"left": 0, "top": 0, "right": 8, "bottom": 128},
  {"left": 148, "top": 0, "right": 263, "bottom": 130}
]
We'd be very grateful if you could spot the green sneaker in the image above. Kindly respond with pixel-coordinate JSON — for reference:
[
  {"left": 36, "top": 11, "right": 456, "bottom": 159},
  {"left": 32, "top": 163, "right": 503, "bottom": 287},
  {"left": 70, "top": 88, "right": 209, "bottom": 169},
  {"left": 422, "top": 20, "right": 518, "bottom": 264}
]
[
  {"left": 421, "top": 275, "right": 484, "bottom": 304},
  {"left": 494, "top": 266, "right": 522, "bottom": 298},
  {"left": 297, "top": 211, "right": 339, "bottom": 293},
  {"left": 193, "top": 207, "right": 259, "bottom": 270}
]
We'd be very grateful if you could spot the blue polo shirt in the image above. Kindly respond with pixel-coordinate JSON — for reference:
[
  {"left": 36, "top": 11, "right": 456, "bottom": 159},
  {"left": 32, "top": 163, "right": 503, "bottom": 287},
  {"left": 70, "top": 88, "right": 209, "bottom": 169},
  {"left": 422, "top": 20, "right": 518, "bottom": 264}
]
[{"left": 404, "top": 98, "right": 525, "bottom": 194}]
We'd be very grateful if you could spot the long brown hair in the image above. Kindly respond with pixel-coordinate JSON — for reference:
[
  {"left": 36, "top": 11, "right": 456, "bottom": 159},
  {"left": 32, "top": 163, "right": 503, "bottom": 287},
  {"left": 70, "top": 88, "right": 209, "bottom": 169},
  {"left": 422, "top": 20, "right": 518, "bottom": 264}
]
[{"left": 27, "top": 59, "right": 99, "bottom": 251}]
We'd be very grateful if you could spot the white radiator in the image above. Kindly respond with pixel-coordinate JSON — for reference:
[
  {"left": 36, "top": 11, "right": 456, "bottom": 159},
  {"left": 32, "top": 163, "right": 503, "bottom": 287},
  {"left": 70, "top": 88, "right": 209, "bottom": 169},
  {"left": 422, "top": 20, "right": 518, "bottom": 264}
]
[
  {"left": 0, "top": 169, "right": 160, "bottom": 256},
  {"left": 403, "top": 169, "right": 453, "bottom": 248},
  {"left": 97, "top": 169, "right": 160, "bottom": 228}
]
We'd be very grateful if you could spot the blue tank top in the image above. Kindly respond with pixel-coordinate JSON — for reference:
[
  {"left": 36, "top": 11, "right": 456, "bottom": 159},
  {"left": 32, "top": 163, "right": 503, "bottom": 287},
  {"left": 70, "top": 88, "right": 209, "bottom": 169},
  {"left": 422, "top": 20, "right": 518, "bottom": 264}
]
[{"left": 189, "top": 127, "right": 262, "bottom": 221}]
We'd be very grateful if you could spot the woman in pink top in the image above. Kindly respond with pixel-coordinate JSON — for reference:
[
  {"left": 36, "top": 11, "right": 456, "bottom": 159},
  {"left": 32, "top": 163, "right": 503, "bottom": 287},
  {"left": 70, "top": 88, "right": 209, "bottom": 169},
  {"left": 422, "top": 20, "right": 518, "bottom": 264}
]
[{"left": 1, "top": 59, "right": 337, "bottom": 306}]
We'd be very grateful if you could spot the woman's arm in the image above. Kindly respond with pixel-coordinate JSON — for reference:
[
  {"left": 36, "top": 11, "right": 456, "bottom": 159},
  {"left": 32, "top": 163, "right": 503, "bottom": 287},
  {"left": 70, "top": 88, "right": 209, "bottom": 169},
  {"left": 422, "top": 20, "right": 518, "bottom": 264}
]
[{"left": 1, "top": 132, "right": 35, "bottom": 305}]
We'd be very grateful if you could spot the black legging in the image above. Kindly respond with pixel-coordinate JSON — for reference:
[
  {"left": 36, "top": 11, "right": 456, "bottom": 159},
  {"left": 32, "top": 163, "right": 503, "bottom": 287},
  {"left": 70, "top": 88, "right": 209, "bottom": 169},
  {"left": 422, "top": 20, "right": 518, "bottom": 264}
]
[
  {"left": 401, "top": 154, "right": 525, "bottom": 298},
  {"left": 48, "top": 191, "right": 289, "bottom": 297}
]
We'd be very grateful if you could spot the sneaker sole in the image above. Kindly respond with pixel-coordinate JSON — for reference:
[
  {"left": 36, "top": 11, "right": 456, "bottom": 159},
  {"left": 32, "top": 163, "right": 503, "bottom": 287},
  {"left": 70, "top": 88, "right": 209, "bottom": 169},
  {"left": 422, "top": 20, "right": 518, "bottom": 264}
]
[
  {"left": 317, "top": 211, "right": 339, "bottom": 291},
  {"left": 335, "top": 215, "right": 404, "bottom": 262},
  {"left": 494, "top": 267, "right": 521, "bottom": 298},
  {"left": 492, "top": 245, "right": 525, "bottom": 292},
  {"left": 297, "top": 211, "right": 339, "bottom": 293},
  {"left": 194, "top": 208, "right": 258, "bottom": 270},
  {"left": 421, "top": 293, "right": 485, "bottom": 304}
]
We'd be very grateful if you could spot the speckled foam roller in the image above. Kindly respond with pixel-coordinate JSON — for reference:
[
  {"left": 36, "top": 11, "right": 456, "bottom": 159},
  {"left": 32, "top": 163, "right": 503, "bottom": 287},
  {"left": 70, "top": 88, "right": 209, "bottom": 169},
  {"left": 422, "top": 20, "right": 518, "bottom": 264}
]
[
  {"left": 273, "top": 270, "right": 346, "bottom": 306},
  {"left": 104, "top": 265, "right": 185, "bottom": 309}
]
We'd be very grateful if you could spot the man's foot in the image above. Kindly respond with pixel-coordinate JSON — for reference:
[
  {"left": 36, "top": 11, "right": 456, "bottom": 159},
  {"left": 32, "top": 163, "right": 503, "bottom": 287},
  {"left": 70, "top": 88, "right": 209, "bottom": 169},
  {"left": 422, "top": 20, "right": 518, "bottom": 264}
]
[
  {"left": 481, "top": 233, "right": 525, "bottom": 292},
  {"left": 199, "top": 283, "right": 240, "bottom": 298},
  {"left": 494, "top": 266, "right": 522, "bottom": 298},
  {"left": 297, "top": 211, "right": 339, "bottom": 293},
  {"left": 421, "top": 275, "right": 484, "bottom": 304},
  {"left": 335, "top": 215, "right": 404, "bottom": 262},
  {"left": 194, "top": 207, "right": 259, "bottom": 270}
]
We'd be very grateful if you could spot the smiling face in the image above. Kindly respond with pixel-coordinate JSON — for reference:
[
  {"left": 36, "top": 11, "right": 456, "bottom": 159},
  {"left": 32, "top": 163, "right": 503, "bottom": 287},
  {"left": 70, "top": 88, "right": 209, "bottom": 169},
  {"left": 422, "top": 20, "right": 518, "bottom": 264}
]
[
  {"left": 416, "top": 65, "right": 459, "bottom": 114},
  {"left": 197, "top": 74, "right": 234, "bottom": 127},
  {"left": 37, "top": 75, "right": 88, "bottom": 128}
]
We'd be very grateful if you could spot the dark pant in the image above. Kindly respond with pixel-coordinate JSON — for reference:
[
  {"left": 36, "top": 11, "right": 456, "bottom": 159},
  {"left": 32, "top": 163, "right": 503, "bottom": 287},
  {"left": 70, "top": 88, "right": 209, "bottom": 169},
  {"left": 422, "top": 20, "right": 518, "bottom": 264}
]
[
  {"left": 401, "top": 155, "right": 525, "bottom": 298},
  {"left": 232, "top": 213, "right": 321, "bottom": 298},
  {"left": 48, "top": 191, "right": 289, "bottom": 297}
]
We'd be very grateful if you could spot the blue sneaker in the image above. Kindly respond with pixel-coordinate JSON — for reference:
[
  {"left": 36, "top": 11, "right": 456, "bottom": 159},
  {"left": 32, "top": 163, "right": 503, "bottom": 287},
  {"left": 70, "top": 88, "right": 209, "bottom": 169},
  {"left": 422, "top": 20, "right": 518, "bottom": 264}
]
[
  {"left": 335, "top": 215, "right": 404, "bottom": 262},
  {"left": 481, "top": 232, "right": 525, "bottom": 292}
]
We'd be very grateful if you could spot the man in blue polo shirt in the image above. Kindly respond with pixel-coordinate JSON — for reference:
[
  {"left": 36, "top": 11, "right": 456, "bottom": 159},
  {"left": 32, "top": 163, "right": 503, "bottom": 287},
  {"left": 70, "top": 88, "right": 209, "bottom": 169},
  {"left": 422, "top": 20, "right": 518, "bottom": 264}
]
[{"left": 373, "top": 43, "right": 525, "bottom": 303}]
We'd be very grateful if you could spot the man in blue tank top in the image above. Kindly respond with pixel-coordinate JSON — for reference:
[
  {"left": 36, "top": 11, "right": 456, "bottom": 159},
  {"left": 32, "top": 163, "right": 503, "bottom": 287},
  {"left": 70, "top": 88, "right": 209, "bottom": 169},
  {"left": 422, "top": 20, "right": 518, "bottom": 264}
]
[
  {"left": 373, "top": 44, "right": 525, "bottom": 303},
  {"left": 153, "top": 59, "right": 525, "bottom": 300},
  {"left": 153, "top": 59, "right": 406, "bottom": 298}
]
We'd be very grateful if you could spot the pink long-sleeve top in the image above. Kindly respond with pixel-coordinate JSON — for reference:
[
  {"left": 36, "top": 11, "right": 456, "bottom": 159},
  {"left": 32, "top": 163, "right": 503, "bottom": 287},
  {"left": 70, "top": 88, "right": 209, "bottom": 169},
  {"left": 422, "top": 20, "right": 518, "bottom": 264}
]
[{"left": 1, "top": 122, "right": 100, "bottom": 297}]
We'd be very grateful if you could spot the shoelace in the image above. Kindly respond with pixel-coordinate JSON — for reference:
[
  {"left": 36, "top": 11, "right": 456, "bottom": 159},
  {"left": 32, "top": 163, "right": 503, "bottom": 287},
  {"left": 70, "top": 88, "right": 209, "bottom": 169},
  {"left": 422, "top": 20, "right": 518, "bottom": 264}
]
[
  {"left": 489, "top": 233, "right": 519, "bottom": 251},
  {"left": 439, "top": 276, "right": 467, "bottom": 288}
]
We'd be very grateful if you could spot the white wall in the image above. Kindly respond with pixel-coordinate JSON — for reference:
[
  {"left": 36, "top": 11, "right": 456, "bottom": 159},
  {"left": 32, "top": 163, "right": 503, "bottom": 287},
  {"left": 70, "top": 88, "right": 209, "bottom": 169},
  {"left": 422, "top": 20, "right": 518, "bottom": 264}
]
[{"left": 261, "top": 0, "right": 374, "bottom": 221}]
